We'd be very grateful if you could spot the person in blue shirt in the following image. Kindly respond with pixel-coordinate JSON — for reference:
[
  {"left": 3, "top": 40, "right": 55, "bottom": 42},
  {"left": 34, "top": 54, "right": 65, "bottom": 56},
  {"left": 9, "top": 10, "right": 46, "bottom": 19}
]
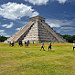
[
  {"left": 40, "top": 42, "right": 45, "bottom": 51},
  {"left": 27, "top": 40, "right": 30, "bottom": 46},
  {"left": 48, "top": 42, "right": 52, "bottom": 51}
]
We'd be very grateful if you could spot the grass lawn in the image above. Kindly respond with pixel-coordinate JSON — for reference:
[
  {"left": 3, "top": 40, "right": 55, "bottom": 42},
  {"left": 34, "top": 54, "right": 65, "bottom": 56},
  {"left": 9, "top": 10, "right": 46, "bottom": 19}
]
[{"left": 0, "top": 43, "right": 75, "bottom": 75}]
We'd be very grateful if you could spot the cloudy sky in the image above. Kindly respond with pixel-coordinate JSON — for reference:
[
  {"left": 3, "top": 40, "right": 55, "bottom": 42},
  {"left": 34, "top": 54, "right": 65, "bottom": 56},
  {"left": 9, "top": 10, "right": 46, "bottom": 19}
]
[{"left": 0, "top": 0, "right": 75, "bottom": 37}]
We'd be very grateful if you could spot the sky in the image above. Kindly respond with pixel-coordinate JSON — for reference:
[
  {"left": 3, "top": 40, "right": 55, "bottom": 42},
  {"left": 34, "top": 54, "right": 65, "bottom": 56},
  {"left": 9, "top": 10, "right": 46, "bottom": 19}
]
[{"left": 0, "top": 0, "right": 75, "bottom": 37}]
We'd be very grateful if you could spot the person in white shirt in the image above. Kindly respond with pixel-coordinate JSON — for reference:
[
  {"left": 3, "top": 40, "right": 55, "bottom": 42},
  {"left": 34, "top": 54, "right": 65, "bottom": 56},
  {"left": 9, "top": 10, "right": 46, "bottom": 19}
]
[{"left": 73, "top": 42, "right": 75, "bottom": 51}]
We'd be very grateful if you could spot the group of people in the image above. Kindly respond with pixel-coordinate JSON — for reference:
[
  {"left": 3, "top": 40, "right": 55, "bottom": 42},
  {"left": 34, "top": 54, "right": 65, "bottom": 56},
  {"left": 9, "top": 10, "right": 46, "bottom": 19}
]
[
  {"left": 24, "top": 40, "right": 30, "bottom": 46},
  {"left": 9, "top": 41, "right": 14, "bottom": 47},
  {"left": 40, "top": 42, "right": 52, "bottom": 51},
  {"left": 18, "top": 40, "right": 30, "bottom": 47},
  {"left": 18, "top": 41, "right": 23, "bottom": 47},
  {"left": 9, "top": 40, "right": 30, "bottom": 47},
  {"left": 8, "top": 40, "right": 75, "bottom": 51},
  {"left": 40, "top": 42, "right": 75, "bottom": 51}
]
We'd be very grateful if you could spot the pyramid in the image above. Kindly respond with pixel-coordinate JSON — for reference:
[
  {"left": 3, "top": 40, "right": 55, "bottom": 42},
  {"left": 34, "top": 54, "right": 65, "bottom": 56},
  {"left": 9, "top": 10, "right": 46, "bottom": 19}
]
[{"left": 4, "top": 16, "right": 67, "bottom": 43}]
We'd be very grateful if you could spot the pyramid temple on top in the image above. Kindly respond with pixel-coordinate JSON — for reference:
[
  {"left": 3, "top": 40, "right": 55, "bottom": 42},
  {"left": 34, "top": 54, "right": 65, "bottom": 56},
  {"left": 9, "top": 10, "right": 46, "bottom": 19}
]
[{"left": 4, "top": 16, "right": 67, "bottom": 43}]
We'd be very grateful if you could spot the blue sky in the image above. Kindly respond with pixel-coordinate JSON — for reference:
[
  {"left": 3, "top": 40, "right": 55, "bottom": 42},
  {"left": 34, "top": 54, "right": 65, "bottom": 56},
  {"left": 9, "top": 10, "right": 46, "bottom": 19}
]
[{"left": 0, "top": 0, "right": 75, "bottom": 37}]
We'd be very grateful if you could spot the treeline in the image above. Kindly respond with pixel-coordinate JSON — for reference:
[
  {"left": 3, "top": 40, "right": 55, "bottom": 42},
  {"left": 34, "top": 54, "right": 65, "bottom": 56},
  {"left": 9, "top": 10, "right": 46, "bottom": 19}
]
[
  {"left": 0, "top": 35, "right": 75, "bottom": 43},
  {"left": 61, "top": 35, "right": 75, "bottom": 43},
  {"left": 0, "top": 36, "right": 8, "bottom": 42}
]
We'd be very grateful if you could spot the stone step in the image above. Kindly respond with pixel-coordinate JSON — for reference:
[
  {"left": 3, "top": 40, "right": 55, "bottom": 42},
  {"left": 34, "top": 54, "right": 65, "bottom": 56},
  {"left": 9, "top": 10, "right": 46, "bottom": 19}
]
[
  {"left": 41, "top": 22, "right": 67, "bottom": 43},
  {"left": 5, "top": 22, "right": 34, "bottom": 42},
  {"left": 23, "top": 22, "right": 39, "bottom": 42}
]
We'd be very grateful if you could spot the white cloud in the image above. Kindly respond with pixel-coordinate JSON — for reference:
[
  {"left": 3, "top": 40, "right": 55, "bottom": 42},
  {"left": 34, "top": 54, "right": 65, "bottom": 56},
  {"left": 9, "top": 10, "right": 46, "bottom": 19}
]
[
  {"left": 2, "top": 22, "right": 14, "bottom": 28},
  {"left": 51, "top": 0, "right": 68, "bottom": 4},
  {"left": 25, "top": 0, "right": 68, "bottom": 5},
  {"left": 0, "top": 2, "right": 39, "bottom": 20},
  {"left": 0, "top": 30, "right": 4, "bottom": 33},
  {"left": 56, "top": 0, "right": 68, "bottom": 4},
  {"left": 16, "top": 27, "right": 21, "bottom": 31},
  {"left": 61, "top": 27, "right": 75, "bottom": 30},
  {"left": 46, "top": 19, "right": 73, "bottom": 27},
  {"left": 25, "top": 0, "right": 49, "bottom": 5},
  {"left": 0, "top": 30, "right": 10, "bottom": 37},
  {"left": 57, "top": 27, "right": 75, "bottom": 33}
]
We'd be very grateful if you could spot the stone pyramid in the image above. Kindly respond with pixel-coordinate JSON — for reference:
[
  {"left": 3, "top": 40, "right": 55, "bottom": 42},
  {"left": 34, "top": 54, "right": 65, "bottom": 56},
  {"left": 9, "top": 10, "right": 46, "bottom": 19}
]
[{"left": 4, "top": 16, "right": 67, "bottom": 43}]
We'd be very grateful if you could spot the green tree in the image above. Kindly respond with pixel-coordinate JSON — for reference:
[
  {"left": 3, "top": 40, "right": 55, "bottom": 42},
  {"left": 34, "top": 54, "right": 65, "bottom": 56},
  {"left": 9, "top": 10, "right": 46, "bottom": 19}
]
[
  {"left": 61, "top": 35, "right": 75, "bottom": 43},
  {"left": 0, "top": 36, "right": 8, "bottom": 42}
]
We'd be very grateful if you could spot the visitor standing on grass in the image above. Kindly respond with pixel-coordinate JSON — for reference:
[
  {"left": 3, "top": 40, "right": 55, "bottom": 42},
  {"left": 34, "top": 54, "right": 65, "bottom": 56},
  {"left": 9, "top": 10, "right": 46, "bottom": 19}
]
[
  {"left": 73, "top": 42, "right": 75, "bottom": 51},
  {"left": 48, "top": 42, "right": 52, "bottom": 51},
  {"left": 40, "top": 42, "right": 45, "bottom": 51},
  {"left": 18, "top": 41, "right": 23, "bottom": 47},
  {"left": 24, "top": 41, "right": 27, "bottom": 46},
  {"left": 9, "top": 41, "right": 11, "bottom": 47},
  {"left": 27, "top": 40, "right": 30, "bottom": 46},
  {"left": 33, "top": 41, "right": 34, "bottom": 44},
  {"left": 11, "top": 41, "right": 13, "bottom": 47},
  {"left": 12, "top": 41, "right": 14, "bottom": 47}
]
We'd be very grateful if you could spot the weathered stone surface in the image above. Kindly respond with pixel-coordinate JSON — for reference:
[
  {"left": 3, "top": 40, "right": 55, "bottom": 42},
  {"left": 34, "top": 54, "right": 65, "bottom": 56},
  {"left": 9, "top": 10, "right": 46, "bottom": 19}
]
[{"left": 4, "top": 16, "right": 67, "bottom": 43}]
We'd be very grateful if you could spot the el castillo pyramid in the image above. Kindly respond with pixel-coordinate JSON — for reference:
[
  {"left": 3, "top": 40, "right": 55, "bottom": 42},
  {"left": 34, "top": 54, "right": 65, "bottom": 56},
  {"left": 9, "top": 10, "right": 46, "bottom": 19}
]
[{"left": 5, "top": 16, "right": 67, "bottom": 43}]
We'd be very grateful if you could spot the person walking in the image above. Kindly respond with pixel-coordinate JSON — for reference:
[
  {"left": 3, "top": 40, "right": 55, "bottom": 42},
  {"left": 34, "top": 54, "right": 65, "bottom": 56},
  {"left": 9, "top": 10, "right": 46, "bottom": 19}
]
[
  {"left": 33, "top": 41, "right": 34, "bottom": 44},
  {"left": 9, "top": 41, "right": 11, "bottom": 47},
  {"left": 27, "top": 40, "right": 30, "bottom": 46},
  {"left": 40, "top": 42, "right": 45, "bottom": 51},
  {"left": 48, "top": 42, "right": 52, "bottom": 51},
  {"left": 18, "top": 41, "right": 23, "bottom": 47},
  {"left": 11, "top": 41, "right": 13, "bottom": 47},
  {"left": 24, "top": 41, "right": 27, "bottom": 46},
  {"left": 12, "top": 41, "right": 14, "bottom": 47},
  {"left": 73, "top": 42, "right": 75, "bottom": 51}
]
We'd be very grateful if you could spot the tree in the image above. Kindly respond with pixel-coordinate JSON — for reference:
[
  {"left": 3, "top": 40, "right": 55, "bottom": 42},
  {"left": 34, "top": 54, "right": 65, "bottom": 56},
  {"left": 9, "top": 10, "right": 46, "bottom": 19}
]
[
  {"left": 61, "top": 35, "right": 75, "bottom": 43},
  {"left": 0, "top": 36, "right": 8, "bottom": 42},
  {"left": 72, "top": 35, "right": 75, "bottom": 42}
]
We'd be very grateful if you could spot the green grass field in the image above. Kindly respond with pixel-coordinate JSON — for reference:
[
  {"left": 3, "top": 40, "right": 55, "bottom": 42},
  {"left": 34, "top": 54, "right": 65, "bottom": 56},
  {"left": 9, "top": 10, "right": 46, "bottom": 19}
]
[{"left": 0, "top": 43, "right": 75, "bottom": 75}]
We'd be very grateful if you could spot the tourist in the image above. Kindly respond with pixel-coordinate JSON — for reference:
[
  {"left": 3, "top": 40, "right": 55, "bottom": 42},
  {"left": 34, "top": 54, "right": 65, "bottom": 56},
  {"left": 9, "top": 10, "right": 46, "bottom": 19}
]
[
  {"left": 33, "top": 41, "right": 34, "bottom": 44},
  {"left": 48, "top": 42, "right": 52, "bottom": 51},
  {"left": 12, "top": 41, "right": 14, "bottom": 46},
  {"left": 73, "top": 42, "right": 75, "bottom": 51},
  {"left": 9, "top": 41, "right": 11, "bottom": 47},
  {"left": 11, "top": 41, "right": 14, "bottom": 47},
  {"left": 18, "top": 41, "right": 20, "bottom": 46},
  {"left": 18, "top": 41, "right": 23, "bottom": 47},
  {"left": 27, "top": 40, "right": 30, "bottom": 46},
  {"left": 21, "top": 41, "right": 23, "bottom": 46},
  {"left": 24, "top": 41, "right": 27, "bottom": 46},
  {"left": 40, "top": 42, "right": 45, "bottom": 51},
  {"left": 11, "top": 41, "right": 13, "bottom": 47}
]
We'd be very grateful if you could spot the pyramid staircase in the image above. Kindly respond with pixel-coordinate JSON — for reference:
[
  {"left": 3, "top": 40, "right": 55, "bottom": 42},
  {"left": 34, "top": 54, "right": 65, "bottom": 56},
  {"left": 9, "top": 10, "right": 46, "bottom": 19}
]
[
  {"left": 22, "top": 21, "right": 39, "bottom": 43},
  {"left": 4, "top": 22, "right": 34, "bottom": 43}
]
